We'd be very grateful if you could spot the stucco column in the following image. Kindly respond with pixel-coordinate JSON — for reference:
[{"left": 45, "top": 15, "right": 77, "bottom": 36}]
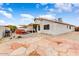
[
  {"left": 32, "top": 25, "right": 33, "bottom": 33},
  {"left": 37, "top": 25, "right": 38, "bottom": 33}
]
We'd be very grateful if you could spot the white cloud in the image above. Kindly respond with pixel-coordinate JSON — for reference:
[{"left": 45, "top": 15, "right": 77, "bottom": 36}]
[
  {"left": 0, "top": 3, "right": 4, "bottom": 10},
  {"left": 47, "top": 8, "right": 55, "bottom": 13},
  {"left": 40, "top": 3, "right": 48, "bottom": 6},
  {"left": 4, "top": 13, "right": 12, "bottom": 19},
  {"left": 20, "top": 14, "right": 34, "bottom": 23},
  {"left": 75, "top": 9, "right": 79, "bottom": 14},
  {"left": 2, "top": 22, "right": 16, "bottom": 26},
  {"left": 38, "top": 14, "right": 56, "bottom": 20},
  {"left": 36, "top": 3, "right": 48, "bottom": 9},
  {"left": 0, "top": 10, "right": 13, "bottom": 19},
  {"left": 0, "top": 20, "right": 5, "bottom": 23},
  {"left": 21, "top": 14, "right": 34, "bottom": 19},
  {"left": 36, "top": 4, "right": 40, "bottom": 8},
  {"left": 72, "top": 4, "right": 79, "bottom": 14},
  {"left": 73, "top": 3, "right": 79, "bottom": 7},
  {"left": 48, "top": 9, "right": 54, "bottom": 12},
  {"left": 0, "top": 20, "right": 6, "bottom": 25},
  {"left": 0, "top": 7, "right": 4, "bottom": 10},
  {"left": 45, "top": 3, "right": 74, "bottom": 14},
  {"left": 44, "top": 6, "right": 49, "bottom": 10},
  {"left": 20, "top": 18, "right": 34, "bottom": 24},
  {"left": 8, "top": 8, "right": 13, "bottom": 12},
  {"left": 54, "top": 3, "right": 73, "bottom": 12},
  {"left": 0, "top": 19, "right": 15, "bottom": 26},
  {"left": 0, "top": 3, "right": 13, "bottom": 19},
  {"left": 6, "top": 23, "right": 16, "bottom": 25},
  {"left": 20, "top": 18, "right": 31, "bottom": 21},
  {"left": 5, "top": 3, "right": 10, "bottom": 5}
]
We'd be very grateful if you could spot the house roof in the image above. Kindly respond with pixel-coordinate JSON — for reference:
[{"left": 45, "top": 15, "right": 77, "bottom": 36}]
[
  {"left": 19, "top": 24, "right": 39, "bottom": 28},
  {"left": 34, "top": 18, "right": 76, "bottom": 27}
]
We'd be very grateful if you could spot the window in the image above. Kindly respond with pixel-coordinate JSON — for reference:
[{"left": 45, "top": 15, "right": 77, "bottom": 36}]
[{"left": 44, "top": 24, "right": 50, "bottom": 30}]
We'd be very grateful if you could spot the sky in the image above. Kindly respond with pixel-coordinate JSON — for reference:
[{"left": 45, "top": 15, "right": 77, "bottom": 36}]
[{"left": 0, "top": 3, "right": 79, "bottom": 26}]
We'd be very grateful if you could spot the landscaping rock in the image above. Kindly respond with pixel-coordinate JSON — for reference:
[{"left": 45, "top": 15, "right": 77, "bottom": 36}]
[{"left": 10, "top": 47, "right": 26, "bottom": 56}]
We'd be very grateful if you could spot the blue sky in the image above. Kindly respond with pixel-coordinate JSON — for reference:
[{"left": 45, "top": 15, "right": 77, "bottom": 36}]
[{"left": 0, "top": 3, "right": 79, "bottom": 26}]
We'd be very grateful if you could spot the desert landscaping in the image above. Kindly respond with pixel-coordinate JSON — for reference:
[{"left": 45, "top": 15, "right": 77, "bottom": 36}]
[
  {"left": 0, "top": 32, "right": 79, "bottom": 56},
  {"left": 0, "top": 3, "right": 79, "bottom": 56}
]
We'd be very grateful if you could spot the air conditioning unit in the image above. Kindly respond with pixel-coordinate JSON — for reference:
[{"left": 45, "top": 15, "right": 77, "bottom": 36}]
[{"left": 58, "top": 18, "right": 63, "bottom": 22}]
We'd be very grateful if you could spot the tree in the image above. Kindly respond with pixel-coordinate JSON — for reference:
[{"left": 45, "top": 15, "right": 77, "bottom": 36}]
[{"left": 9, "top": 25, "right": 17, "bottom": 33}]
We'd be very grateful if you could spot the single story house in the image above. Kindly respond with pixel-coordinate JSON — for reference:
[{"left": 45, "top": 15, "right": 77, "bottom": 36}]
[
  {"left": 27, "top": 17, "right": 76, "bottom": 35},
  {"left": 4, "top": 25, "right": 11, "bottom": 30},
  {"left": 0, "top": 26, "right": 5, "bottom": 39},
  {"left": 4, "top": 25, "right": 12, "bottom": 37}
]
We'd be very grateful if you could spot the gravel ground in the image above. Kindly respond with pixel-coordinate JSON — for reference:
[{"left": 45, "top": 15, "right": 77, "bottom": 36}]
[
  {"left": 57, "top": 32, "right": 79, "bottom": 41},
  {"left": 0, "top": 32, "right": 79, "bottom": 56}
]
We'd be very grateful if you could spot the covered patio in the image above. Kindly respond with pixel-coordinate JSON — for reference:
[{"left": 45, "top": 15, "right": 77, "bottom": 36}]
[{"left": 27, "top": 23, "right": 40, "bottom": 33}]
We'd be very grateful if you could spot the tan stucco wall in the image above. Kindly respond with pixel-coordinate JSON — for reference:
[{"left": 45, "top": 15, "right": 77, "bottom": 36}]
[
  {"left": 52, "top": 23, "right": 75, "bottom": 35},
  {"left": 34, "top": 20, "right": 75, "bottom": 35}
]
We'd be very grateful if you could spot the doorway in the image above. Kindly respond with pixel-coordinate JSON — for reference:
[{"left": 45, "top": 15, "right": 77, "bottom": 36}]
[{"left": 33, "top": 24, "right": 40, "bottom": 33}]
